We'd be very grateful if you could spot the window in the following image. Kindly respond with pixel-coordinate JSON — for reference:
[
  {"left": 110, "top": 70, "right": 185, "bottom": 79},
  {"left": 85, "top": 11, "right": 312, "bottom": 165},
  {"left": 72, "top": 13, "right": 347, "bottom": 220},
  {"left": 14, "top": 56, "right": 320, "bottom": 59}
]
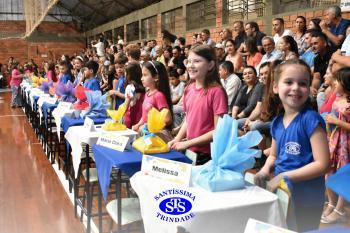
[
  {"left": 161, "top": 7, "right": 183, "bottom": 35},
  {"left": 186, "top": 0, "right": 216, "bottom": 31},
  {"left": 223, "top": 0, "right": 266, "bottom": 24},
  {"left": 126, "top": 21, "right": 139, "bottom": 42},
  {"left": 113, "top": 26, "right": 124, "bottom": 43},
  {"left": 274, "top": 0, "right": 339, "bottom": 14},
  {"left": 141, "top": 16, "right": 157, "bottom": 39}
]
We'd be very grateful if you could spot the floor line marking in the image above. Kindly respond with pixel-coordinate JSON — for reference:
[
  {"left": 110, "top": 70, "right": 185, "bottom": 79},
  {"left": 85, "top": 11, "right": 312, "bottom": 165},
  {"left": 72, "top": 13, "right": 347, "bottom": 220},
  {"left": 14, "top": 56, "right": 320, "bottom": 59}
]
[{"left": 0, "top": 114, "right": 26, "bottom": 117}]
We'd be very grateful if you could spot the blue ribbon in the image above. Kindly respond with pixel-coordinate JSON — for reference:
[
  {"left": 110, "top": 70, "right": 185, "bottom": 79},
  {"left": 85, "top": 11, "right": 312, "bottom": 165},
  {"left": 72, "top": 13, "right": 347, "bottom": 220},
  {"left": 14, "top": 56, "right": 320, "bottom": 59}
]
[{"left": 141, "top": 124, "right": 156, "bottom": 139}]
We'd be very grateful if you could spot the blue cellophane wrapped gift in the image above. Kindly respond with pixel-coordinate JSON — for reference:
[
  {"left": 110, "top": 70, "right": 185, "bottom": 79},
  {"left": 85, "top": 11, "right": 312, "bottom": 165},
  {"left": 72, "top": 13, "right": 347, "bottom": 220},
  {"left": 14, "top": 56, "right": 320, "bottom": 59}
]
[
  {"left": 80, "top": 91, "right": 109, "bottom": 118},
  {"left": 192, "top": 115, "right": 263, "bottom": 192}
]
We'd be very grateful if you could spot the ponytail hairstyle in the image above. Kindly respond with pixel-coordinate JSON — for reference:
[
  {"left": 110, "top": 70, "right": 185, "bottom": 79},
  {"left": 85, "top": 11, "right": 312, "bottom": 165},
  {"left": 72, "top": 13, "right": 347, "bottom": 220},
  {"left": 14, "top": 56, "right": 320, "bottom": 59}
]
[
  {"left": 335, "top": 67, "right": 350, "bottom": 103},
  {"left": 142, "top": 61, "right": 173, "bottom": 115},
  {"left": 188, "top": 44, "right": 222, "bottom": 92},
  {"left": 124, "top": 62, "right": 145, "bottom": 93}
]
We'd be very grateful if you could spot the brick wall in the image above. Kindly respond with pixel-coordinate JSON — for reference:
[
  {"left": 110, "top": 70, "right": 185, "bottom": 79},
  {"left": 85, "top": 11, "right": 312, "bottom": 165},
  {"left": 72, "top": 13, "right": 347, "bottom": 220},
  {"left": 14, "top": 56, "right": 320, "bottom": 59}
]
[{"left": 0, "top": 21, "right": 85, "bottom": 66}]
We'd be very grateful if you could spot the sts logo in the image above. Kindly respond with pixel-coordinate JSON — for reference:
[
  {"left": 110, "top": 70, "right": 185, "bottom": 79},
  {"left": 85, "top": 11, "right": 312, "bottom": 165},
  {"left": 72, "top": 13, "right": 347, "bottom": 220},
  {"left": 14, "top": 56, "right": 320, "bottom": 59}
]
[{"left": 154, "top": 189, "right": 195, "bottom": 222}]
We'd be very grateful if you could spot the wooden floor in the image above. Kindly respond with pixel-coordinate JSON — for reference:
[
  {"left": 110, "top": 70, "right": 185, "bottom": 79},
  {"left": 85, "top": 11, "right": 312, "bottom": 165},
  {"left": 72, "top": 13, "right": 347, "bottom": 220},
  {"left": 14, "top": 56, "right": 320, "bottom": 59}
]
[{"left": 0, "top": 91, "right": 85, "bottom": 233}]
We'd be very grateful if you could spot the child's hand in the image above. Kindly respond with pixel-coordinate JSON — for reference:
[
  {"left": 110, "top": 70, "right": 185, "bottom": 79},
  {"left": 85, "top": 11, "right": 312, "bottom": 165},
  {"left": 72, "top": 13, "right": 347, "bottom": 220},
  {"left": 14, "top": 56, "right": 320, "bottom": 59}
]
[
  {"left": 266, "top": 174, "right": 283, "bottom": 193},
  {"left": 254, "top": 170, "right": 269, "bottom": 188},
  {"left": 168, "top": 137, "right": 181, "bottom": 149},
  {"left": 326, "top": 114, "right": 339, "bottom": 125},
  {"left": 171, "top": 141, "right": 190, "bottom": 151}
]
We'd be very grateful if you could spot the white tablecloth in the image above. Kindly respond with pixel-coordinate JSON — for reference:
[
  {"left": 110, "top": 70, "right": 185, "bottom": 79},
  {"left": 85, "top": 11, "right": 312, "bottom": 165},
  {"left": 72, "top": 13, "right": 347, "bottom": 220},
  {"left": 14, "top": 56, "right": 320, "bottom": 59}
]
[
  {"left": 65, "top": 126, "right": 138, "bottom": 177},
  {"left": 52, "top": 108, "right": 75, "bottom": 141},
  {"left": 130, "top": 172, "right": 286, "bottom": 233},
  {"left": 37, "top": 95, "right": 56, "bottom": 124}
]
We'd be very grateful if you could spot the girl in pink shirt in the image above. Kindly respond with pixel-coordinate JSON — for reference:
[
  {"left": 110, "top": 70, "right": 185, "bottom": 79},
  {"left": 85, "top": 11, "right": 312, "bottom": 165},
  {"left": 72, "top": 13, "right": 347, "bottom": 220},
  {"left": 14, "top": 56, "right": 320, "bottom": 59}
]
[
  {"left": 132, "top": 61, "right": 173, "bottom": 133},
  {"left": 10, "top": 62, "right": 24, "bottom": 108},
  {"left": 169, "top": 44, "right": 228, "bottom": 165}
]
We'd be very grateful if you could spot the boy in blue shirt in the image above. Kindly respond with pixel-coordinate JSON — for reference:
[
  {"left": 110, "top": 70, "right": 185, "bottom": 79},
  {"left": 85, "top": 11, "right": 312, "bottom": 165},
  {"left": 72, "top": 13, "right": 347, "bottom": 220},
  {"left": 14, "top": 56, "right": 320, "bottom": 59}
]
[{"left": 82, "top": 60, "right": 100, "bottom": 91}]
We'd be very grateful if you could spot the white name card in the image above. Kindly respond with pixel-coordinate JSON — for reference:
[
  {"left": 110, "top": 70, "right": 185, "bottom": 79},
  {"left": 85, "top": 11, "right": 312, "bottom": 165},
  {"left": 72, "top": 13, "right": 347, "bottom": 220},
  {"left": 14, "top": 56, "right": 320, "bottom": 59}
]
[
  {"left": 97, "top": 132, "right": 129, "bottom": 152},
  {"left": 141, "top": 154, "right": 192, "bottom": 186},
  {"left": 244, "top": 218, "right": 296, "bottom": 233},
  {"left": 84, "top": 117, "right": 95, "bottom": 132},
  {"left": 57, "top": 101, "right": 72, "bottom": 110},
  {"left": 46, "top": 98, "right": 57, "bottom": 105}
]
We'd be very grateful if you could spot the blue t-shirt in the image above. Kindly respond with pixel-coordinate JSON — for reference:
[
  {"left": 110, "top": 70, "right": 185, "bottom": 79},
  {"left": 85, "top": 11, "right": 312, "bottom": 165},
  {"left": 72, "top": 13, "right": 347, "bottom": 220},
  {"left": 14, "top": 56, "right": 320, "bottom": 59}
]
[
  {"left": 115, "top": 76, "right": 125, "bottom": 109},
  {"left": 59, "top": 73, "right": 73, "bottom": 84},
  {"left": 271, "top": 108, "right": 326, "bottom": 206},
  {"left": 330, "top": 18, "right": 350, "bottom": 48},
  {"left": 300, "top": 49, "right": 315, "bottom": 68},
  {"left": 83, "top": 77, "right": 100, "bottom": 91}
]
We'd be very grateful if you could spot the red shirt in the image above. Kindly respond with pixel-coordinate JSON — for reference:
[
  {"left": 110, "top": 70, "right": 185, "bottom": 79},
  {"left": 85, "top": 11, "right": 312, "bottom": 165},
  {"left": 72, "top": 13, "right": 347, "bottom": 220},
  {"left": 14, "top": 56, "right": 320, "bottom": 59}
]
[
  {"left": 141, "top": 90, "right": 169, "bottom": 123},
  {"left": 183, "top": 83, "right": 228, "bottom": 154}
]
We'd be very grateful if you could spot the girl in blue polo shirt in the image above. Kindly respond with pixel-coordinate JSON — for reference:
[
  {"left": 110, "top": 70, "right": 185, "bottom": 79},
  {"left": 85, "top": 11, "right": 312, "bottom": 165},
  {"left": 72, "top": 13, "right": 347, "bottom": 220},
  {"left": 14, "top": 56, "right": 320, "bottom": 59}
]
[{"left": 254, "top": 59, "right": 330, "bottom": 232}]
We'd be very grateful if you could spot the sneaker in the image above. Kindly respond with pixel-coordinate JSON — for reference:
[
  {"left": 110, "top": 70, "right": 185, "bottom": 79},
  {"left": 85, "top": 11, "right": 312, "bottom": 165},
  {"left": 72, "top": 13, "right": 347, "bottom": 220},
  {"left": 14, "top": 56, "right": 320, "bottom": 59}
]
[{"left": 321, "top": 208, "right": 347, "bottom": 224}]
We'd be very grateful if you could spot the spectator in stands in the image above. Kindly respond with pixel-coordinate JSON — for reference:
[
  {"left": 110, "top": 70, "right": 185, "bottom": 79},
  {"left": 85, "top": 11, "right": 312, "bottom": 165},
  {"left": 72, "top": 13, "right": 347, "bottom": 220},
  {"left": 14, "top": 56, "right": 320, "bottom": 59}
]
[
  {"left": 311, "top": 31, "right": 333, "bottom": 97},
  {"left": 220, "top": 28, "right": 233, "bottom": 47},
  {"left": 140, "top": 49, "right": 151, "bottom": 64},
  {"left": 192, "top": 33, "right": 200, "bottom": 45},
  {"left": 219, "top": 61, "right": 241, "bottom": 113},
  {"left": 318, "top": 66, "right": 336, "bottom": 113},
  {"left": 117, "top": 35, "right": 124, "bottom": 45},
  {"left": 244, "top": 21, "right": 266, "bottom": 52},
  {"left": 272, "top": 17, "right": 294, "bottom": 48},
  {"left": 169, "top": 46, "right": 186, "bottom": 75},
  {"left": 169, "top": 69, "right": 185, "bottom": 105},
  {"left": 257, "top": 36, "right": 283, "bottom": 71},
  {"left": 308, "top": 18, "right": 322, "bottom": 31},
  {"left": 245, "top": 36, "right": 263, "bottom": 68},
  {"left": 320, "top": 5, "right": 350, "bottom": 49},
  {"left": 82, "top": 60, "right": 100, "bottom": 91},
  {"left": 215, "top": 43, "right": 227, "bottom": 64},
  {"left": 225, "top": 39, "right": 243, "bottom": 74},
  {"left": 331, "top": 27, "right": 350, "bottom": 71},
  {"left": 155, "top": 45, "right": 166, "bottom": 66},
  {"left": 294, "top": 16, "right": 308, "bottom": 55},
  {"left": 163, "top": 45, "right": 173, "bottom": 68},
  {"left": 280, "top": 35, "right": 299, "bottom": 60},
  {"left": 232, "top": 66, "right": 264, "bottom": 120},
  {"left": 201, "top": 29, "right": 216, "bottom": 47},
  {"left": 148, "top": 39, "right": 157, "bottom": 59},
  {"left": 233, "top": 21, "right": 246, "bottom": 49},
  {"left": 92, "top": 37, "right": 105, "bottom": 57},
  {"left": 175, "top": 37, "right": 186, "bottom": 49},
  {"left": 300, "top": 29, "right": 317, "bottom": 69},
  {"left": 125, "top": 43, "right": 141, "bottom": 63}
]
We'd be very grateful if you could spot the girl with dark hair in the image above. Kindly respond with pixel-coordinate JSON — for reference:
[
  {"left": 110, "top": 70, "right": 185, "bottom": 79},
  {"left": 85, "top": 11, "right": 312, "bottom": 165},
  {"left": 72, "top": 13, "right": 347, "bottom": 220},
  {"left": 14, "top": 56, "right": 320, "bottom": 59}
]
[
  {"left": 294, "top": 16, "right": 308, "bottom": 55},
  {"left": 123, "top": 62, "right": 145, "bottom": 129},
  {"left": 163, "top": 45, "right": 173, "bottom": 68},
  {"left": 168, "top": 44, "right": 228, "bottom": 165},
  {"left": 322, "top": 68, "right": 350, "bottom": 224},
  {"left": 245, "top": 36, "right": 263, "bottom": 68},
  {"left": 280, "top": 36, "right": 299, "bottom": 60},
  {"left": 255, "top": 59, "right": 330, "bottom": 232},
  {"left": 132, "top": 61, "right": 173, "bottom": 133}
]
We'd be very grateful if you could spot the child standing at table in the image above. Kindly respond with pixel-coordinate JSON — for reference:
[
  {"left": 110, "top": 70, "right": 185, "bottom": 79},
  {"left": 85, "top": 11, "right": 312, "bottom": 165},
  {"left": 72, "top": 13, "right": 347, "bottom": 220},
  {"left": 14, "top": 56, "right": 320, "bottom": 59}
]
[
  {"left": 123, "top": 62, "right": 145, "bottom": 129},
  {"left": 321, "top": 68, "right": 350, "bottom": 224},
  {"left": 168, "top": 44, "right": 228, "bottom": 165},
  {"left": 132, "top": 61, "right": 172, "bottom": 137},
  {"left": 254, "top": 59, "right": 330, "bottom": 232},
  {"left": 82, "top": 60, "right": 101, "bottom": 91},
  {"left": 109, "top": 57, "right": 127, "bottom": 109}
]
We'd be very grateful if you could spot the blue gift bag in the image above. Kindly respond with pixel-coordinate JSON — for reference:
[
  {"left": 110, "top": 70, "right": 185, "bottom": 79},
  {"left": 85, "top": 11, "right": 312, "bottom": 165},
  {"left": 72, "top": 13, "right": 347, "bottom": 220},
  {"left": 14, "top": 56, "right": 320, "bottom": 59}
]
[{"left": 192, "top": 115, "right": 263, "bottom": 192}]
